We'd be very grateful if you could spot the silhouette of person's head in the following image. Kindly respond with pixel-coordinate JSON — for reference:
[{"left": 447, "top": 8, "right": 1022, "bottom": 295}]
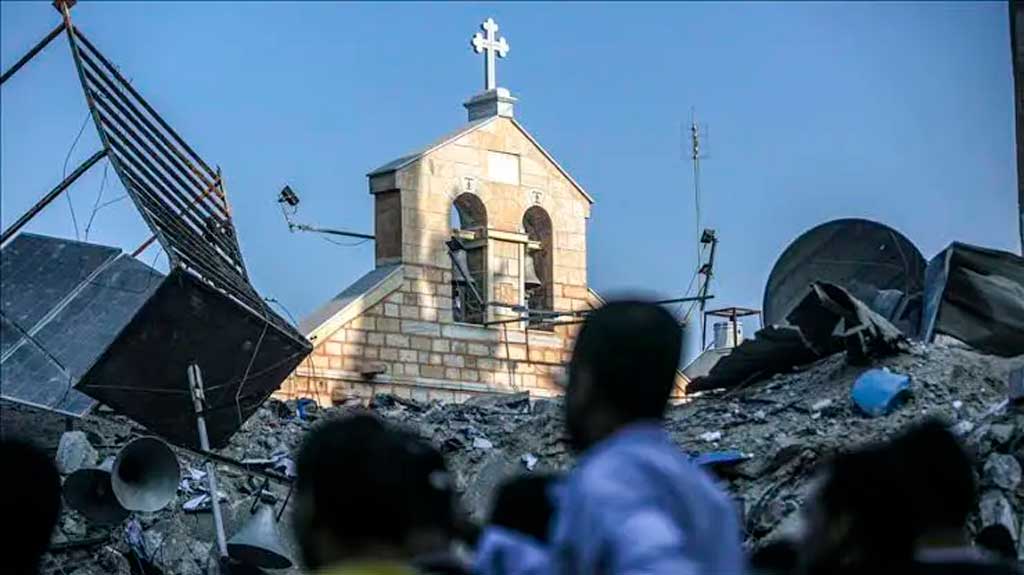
[
  {"left": 886, "top": 419, "right": 976, "bottom": 542},
  {"left": 2, "top": 439, "right": 61, "bottom": 575},
  {"left": 292, "top": 412, "right": 455, "bottom": 571},
  {"left": 800, "top": 444, "right": 908, "bottom": 575},
  {"left": 487, "top": 473, "right": 559, "bottom": 543},
  {"left": 566, "top": 300, "right": 682, "bottom": 451},
  {"left": 800, "top": 418, "right": 981, "bottom": 575}
]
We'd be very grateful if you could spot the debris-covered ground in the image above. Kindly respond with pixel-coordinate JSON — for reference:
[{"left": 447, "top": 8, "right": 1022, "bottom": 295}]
[{"left": 3, "top": 340, "right": 1021, "bottom": 574}]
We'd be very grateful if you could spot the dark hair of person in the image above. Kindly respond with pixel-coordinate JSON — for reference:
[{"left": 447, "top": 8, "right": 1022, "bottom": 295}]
[
  {"left": 2, "top": 439, "right": 62, "bottom": 574},
  {"left": 816, "top": 446, "right": 917, "bottom": 572},
  {"left": 885, "top": 418, "right": 976, "bottom": 534},
  {"left": 487, "top": 473, "right": 559, "bottom": 543},
  {"left": 295, "top": 412, "right": 454, "bottom": 547},
  {"left": 570, "top": 300, "right": 682, "bottom": 420}
]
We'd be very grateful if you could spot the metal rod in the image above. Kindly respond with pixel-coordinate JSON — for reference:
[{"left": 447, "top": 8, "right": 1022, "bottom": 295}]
[
  {"left": 72, "top": 28, "right": 220, "bottom": 181},
  {"left": 79, "top": 63, "right": 222, "bottom": 215},
  {"left": 0, "top": 22, "right": 65, "bottom": 85},
  {"left": 187, "top": 363, "right": 229, "bottom": 558},
  {"left": 289, "top": 222, "right": 375, "bottom": 241},
  {"left": 483, "top": 294, "right": 715, "bottom": 326},
  {"left": 102, "top": 125, "right": 241, "bottom": 261},
  {"left": 93, "top": 100, "right": 231, "bottom": 235},
  {"left": 131, "top": 235, "right": 159, "bottom": 257},
  {"left": 131, "top": 175, "right": 223, "bottom": 257},
  {"left": 0, "top": 149, "right": 106, "bottom": 246},
  {"left": 76, "top": 52, "right": 218, "bottom": 194},
  {"left": 698, "top": 235, "right": 718, "bottom": 346}
]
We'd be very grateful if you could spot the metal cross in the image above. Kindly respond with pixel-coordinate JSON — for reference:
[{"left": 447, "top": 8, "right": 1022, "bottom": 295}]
[{"left": 471, "top": 18, "right": 509, "bottom": 91}]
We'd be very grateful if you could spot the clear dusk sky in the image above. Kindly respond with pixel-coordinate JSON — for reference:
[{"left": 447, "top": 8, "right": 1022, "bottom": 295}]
[{"left": 1, "top": 2, "right": 1016, "bottom": 360}]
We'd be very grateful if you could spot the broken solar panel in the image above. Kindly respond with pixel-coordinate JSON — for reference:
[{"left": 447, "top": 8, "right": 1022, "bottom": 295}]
[
  {"left": 77, "top": 267, "right": 311, "bottom": 448},
  {"left": 0, "top": 233, "right": 163, "bottom": 416}
]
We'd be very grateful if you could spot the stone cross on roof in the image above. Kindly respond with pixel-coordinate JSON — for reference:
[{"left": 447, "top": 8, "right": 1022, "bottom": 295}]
[{"left": 471, "top": 18, "right": 509, "bottom": 91}]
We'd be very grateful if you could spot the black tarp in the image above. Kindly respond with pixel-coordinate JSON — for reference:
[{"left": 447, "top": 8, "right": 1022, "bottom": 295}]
[
  {"left": 921, "top": 243, "right": 1024, "bottom": 357},
  {"left": 691, "top": 282, "right": 906, "bottom": 392}
]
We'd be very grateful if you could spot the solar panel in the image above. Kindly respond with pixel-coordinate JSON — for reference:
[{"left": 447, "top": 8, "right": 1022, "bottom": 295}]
[{"left": 1, "top": 233, "right": 163, "bottom": 416}]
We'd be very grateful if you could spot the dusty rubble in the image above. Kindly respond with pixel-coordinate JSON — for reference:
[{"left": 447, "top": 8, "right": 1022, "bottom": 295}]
[{"left": 3, "top": 340, "right": 1020, "bottom": 574}]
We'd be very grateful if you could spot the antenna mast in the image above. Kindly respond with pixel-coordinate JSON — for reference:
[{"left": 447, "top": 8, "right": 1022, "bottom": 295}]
[{"left": 688, "top": 110, "right": 717, "bottom": 346}]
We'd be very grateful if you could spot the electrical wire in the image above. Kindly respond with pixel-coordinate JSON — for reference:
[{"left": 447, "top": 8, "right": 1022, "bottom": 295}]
[
  {"left": 320, "top": 235, "right": 372, "bottom": 248},
  {"left": 83, "top": 160, "right": 110, "bottom": 240},
  {"left": 266, "top": 296, "right": 326, "bottom": 407},
  {"left": 234, "top": 319, "right": 269, "bottom": 427},
  {"left": 61, "top": 112, "right": 91, "bottom": 240}
]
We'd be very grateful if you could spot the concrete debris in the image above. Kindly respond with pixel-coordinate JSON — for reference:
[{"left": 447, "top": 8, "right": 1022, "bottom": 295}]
[
  {"left": 1011, "top": 367, "right": 1024, "bottom": 405},
  {"left": 96, "top": 546, "right": 131, "bottom": 575},
  {"left": 522, "top": 453, "right": 539, "bottom": 471},
  {"left": 3, "top": 339, "right": 1019, "bottom": 574},
  {"left": 952, "top": 420, "right": 975, "bottom": 436},
  {"left": 810, "top": 399, "right": 833, "bottom": 412},
  {"left": 473, "top": 437, "right": 495, "bottom": 450},
  {"left": 982, "top": 453, "right": 1022, "bottom": 492},
  {"left": 700, "top": 431, "right": 723, "bottom": 442},
  {"left": 979, "top": 490, "right": 1020, "bottom": 549},
  {"left": 55, "top": 431, "right": 98, "bottom": 475}
]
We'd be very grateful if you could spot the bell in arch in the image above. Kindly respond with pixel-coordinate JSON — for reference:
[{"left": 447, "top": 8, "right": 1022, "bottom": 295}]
[
  {"left": 451, "top": 249, "right": 473, "bottom": 285},
  {"left": 524, "top": 252, "right": 543, "bottom": 292}
]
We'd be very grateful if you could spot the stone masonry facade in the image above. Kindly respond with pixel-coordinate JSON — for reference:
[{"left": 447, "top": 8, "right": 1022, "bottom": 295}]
[{"left": 276, "top": 115, "right": 609, "bottom": 405}]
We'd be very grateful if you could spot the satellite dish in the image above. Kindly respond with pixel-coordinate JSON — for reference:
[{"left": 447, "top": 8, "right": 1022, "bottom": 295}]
[{"left": 763, "top": 219, "right": 926, "bottom": 327}]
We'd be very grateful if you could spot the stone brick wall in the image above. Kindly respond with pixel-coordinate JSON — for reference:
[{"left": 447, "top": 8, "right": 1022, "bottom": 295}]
[
  {"left": 369, "top": 117, "right": 591, "bottom": 324},
  {"left": 279, "top": 263, "right": 596, "bottom": 405},
  {"left": 277, "top": 116, "right": 672, "bottom": 405}
]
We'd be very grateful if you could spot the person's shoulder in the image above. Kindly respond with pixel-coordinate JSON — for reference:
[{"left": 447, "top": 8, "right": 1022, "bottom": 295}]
[{"left": 571, "top": 429, "right": 691, "bottom": 498}]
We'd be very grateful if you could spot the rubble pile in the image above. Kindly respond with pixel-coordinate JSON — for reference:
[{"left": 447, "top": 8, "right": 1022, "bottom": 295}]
[{"left": 9, "top": 341, "right": 1020, "bottom": 574}]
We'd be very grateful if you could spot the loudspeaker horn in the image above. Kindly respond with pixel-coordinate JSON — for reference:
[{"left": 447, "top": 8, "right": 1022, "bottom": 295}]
[
  {"left": 227, "top": 504, "right": 294, "bottom": 569},
  {"left": 63, "top": 459, "right": 129, "bottom": 524},
  {"left": 112, "top": 436, "right": 180, "bottom": 512}
]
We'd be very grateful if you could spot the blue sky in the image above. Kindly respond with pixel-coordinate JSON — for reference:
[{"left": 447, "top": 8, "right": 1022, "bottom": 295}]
[{"left": 1, "top": 2, "right": 1016, "bottom": 358}]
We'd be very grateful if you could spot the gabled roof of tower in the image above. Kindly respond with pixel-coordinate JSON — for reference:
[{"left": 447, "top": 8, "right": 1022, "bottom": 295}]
[{"left": 367, "top": 117, "right": 594, "bottom": 205}]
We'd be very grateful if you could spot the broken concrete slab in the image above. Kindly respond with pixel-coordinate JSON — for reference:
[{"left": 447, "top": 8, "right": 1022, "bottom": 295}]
[
  {"left": 56, "top": 431, "right": 98, "bottom": 475},
  {"left": 983, "top": 453, "right": 1022, "bottom": 491},
  {"left": 979, "top": 490, "right": 1020, "bottom": 549}
]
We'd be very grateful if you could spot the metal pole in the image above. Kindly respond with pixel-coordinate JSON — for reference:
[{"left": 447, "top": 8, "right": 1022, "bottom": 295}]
[
  {"left": 702, "top": 312, "right": 708, "bottom": 350},
  {"left": 290, "top": 222, "right": 375, "bottom": 241},
  {"left": 0, "top": 149, "right": 106, "bottom": 246},
  {"left": 698, "top": 236, "right": 718, "bottom": 346},
  {"left": 187, "top": 363, "right": 229, "bottom": 558},
  {"left": 0, "top": 22, "right": 66, "bottom": 86}
]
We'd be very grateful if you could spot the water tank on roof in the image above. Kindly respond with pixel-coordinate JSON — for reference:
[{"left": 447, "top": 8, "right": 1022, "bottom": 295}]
[{"left": 712, "top": 320, "right": 743, "bottom": 349}]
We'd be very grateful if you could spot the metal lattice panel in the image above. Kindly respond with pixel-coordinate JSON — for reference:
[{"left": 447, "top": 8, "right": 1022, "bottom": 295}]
[{"left": 66, "top": 26, "right": 298, "bottom": 336}]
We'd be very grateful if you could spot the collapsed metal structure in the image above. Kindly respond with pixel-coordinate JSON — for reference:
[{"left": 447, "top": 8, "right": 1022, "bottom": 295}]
[{"left": 1, "top": 3, "right": 311, "bottom": 450}]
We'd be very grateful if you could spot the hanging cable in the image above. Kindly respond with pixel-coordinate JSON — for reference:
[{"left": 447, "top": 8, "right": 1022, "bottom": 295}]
[
  {"left": 61, "top": 112, "right": 92, "bottom": 240},
  {"left": 320, "top": 235, "right": 372, "bottom": 248},
  {"left": 83, "top": 160, "right": 110, "bottom": 240}
]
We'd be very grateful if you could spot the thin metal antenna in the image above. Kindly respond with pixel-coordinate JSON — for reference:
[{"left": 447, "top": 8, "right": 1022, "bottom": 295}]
[{"left": 690, "top": 108, "right": 703, "bottom": 266}]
